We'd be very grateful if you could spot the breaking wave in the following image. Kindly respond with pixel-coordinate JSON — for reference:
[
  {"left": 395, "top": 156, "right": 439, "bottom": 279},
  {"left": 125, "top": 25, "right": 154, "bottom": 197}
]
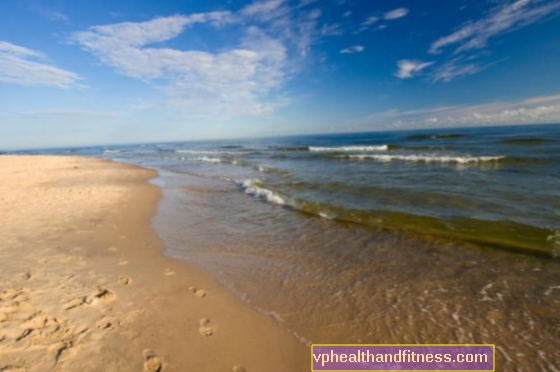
[
  {"left": 309, "top": 145, "right": 389, "bottom": 152},
  {"left": 338, "top": 154, "right": 506, "bottom": 164},
  {"left": 236, "top": 179, "right": 287, "bottom": 206}
]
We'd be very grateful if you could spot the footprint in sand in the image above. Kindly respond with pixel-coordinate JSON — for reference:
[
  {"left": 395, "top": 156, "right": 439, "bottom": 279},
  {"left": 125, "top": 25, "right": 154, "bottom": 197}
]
[
  {"left": 188, "top": 287, "right": 206, "bottom": 298},
  {"left": 16, "top": 272, "right": 32, "bottom": 281},
  {"left": 118, "top": 276, "right": 131, "bottom": 285},
  {"left": 63, "top": 298, "right": 85, "bottom": 310},
  {"left": 47, "top": 341, "right": 72, "bottom": 370},
  {"left": 233, "top": 366, "right": 247, "bottom": 372},
  {"left": 163, "top": 269, "right": 175, "bottom": 277},
  {"left": 0, "top": 366, "right": 26, "bottom": 372},
  {"left": 199, "top": 318, "right": 214, "bottom": 336},
  {"left": 21, "top": 313, "right": 47, "bottom": 330},
  {"left": 143, "top": 349, "right": 163, "bottom": 372},
  {"left": 96, "top": 316, "right": 118, "bottom": 330},
  {"left": 64, "top": 287, "right": 114, "bottom": 310},
  {"left": 85, "top": 287, "right": 114, "bottom": 304},
  {"left": 15, "top": 328, "right": 32, "bottom": 342}
]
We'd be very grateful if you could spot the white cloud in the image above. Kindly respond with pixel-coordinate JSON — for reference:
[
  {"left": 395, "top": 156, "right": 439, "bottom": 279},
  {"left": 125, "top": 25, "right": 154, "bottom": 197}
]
[
  {"left": 343, "top": 11, "right": 352, "bottom": 17},
  {"left": 72, "top": 1, "right": 322, "bottom": 117},
  {"left": 429, "top": 58, "right": 488, "bottom": 82},
  {"left": 357, "top": 8, "right": 407, "bottom": 33},
  {"left": 355, "top": 15, "right": 380, "bottom": 33},
  {"left": 43, "top": 10, "right": 68, "bottom": 22},
  {"left": 340, "top": 45, "right": 365, "bottom": 54},
  {"left": 352, "top": 93, "right": 560, "bottom": 131},
  {"left": 0, "top": 41, "right": 81, "bottom": 88},
  {"left": 72, "top": 13, "right": 234, "bottom": 79},
  {"left": 384, "top": 8, "right": 409, "bottom": 21},
  {"left": 322, "top": 23, "right": 343, "bottom": 36},
  {"left": 362, "top": 16, "right": 379, "bottom": 26},
  {"left": 395, "top": 60, "right": 433, "bottom": 79},
  {"left": 241, "top": 0, "right": 288, "bottom": 22},
  {"left": 238, "top": 0, "right": 320, "bottom": 57},
  {"left": 399, "top": 0, "right": 560, "bottom": 82},
  {"left": 429, "top": 0, "right": 560, "bottom": 54}
]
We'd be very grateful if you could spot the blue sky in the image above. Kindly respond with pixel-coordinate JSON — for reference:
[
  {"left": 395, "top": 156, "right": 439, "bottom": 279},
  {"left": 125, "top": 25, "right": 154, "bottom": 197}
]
[{"left": 1, "top": 0, "right": 560, "bottom": 149}]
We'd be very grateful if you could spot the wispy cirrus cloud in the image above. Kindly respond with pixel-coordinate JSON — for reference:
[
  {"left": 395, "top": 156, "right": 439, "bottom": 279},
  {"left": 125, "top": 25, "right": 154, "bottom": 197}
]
[
  {"left": 429, "top": 0, "right": 560, "bottom": 54},
  {"left": 384, "top": 8, "right": 409, "bottom": 20},
  {"left": 428, "top": 58, "right": 489, "bottom": 82},
  {"left": 0, "top": 41, "right": 81, "bottom": 88},
  {"left": 395, "top": 60, "right": 433, "bottom": 79},
  {"left": 351, "top": 93, "right": 560, "bottom": 131},
  {"left": 399, "top": 0, "right": 560, "bottom": 83},
  {"left": 340, "top": 45, "right": 364, "bottom": 54},
  {"left": 357, "top": 8, "right": 408, "bottom": 33},
  {"left": 71, "top": 0, "right": 323, "bottom": 117}
]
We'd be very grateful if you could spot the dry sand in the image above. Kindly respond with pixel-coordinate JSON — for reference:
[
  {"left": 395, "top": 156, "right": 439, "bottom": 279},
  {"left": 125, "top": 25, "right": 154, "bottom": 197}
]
[{"left": 0, "top": 156, "right": 308, "bottom": 372}]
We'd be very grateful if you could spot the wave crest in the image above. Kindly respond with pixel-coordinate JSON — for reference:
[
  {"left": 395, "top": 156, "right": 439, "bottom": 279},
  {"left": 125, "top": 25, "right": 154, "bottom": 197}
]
[
  {"left": 237, "top": 179, "right": 286, "bottom": 206},
  {"left": 339, "top": 154, "right": 506, "bottom": 164},
  {"left": 309, "top": 145, "right": 388, "bottom": 152}
]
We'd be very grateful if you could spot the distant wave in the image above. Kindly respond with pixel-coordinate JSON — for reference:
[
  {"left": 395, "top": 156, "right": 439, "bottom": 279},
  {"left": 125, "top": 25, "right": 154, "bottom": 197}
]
[
  {"left": 194, "top": 156, "right": 234, "bottom": 164},
  {"left": 176, "top": 150, "right": 250, "bottom": 155},
  {"left": 192, "top": 156, "right": 288, "bottom": 174},
  {"left": 387, "top": 144, "right": 449, "bottom": 151},
  {"left": 339, "top": 154, "right": 505, "bottom": 164},
  {"left": 237, "top": 179, "right": 287, "bottom": 206},
  {"left": 406, "top": 133, "right": 468, "bottom": 140},
  {"left": 309, "top": 145, "right": 389, "bottom": 152},
  {"left": 104, "top": 149, "right": 121, "bottom": 154}
]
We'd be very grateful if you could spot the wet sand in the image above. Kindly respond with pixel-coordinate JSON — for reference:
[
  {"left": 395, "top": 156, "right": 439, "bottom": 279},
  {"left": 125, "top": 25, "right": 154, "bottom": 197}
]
[{"left": 0, "top": 156, "right": 308, "bottom": 372}]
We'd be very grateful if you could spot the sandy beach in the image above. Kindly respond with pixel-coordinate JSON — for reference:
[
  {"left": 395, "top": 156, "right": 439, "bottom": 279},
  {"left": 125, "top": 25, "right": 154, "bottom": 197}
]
[{"left": 0, "top": 156, "right": 308, "bottom": 372}]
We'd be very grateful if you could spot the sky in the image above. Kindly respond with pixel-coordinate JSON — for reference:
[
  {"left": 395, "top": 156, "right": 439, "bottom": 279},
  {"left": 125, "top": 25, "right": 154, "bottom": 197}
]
[{"left": 1, "top": 0, "right": 560, "bottom": 149}]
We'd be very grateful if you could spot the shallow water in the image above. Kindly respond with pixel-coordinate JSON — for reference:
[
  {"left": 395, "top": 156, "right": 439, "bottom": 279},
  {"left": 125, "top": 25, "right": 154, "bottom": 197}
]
[{"left": 28, "top": 124, "right": 560, "bottom": 371}]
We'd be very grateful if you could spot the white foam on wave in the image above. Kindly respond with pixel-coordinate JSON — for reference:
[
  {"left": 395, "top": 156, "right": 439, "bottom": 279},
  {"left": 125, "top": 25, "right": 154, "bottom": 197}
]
[
  {"left": 104, "top": 149, "right": 120, "bottom": 154},
  {"left": 547, "top": 230, "right": 560, "bottom": 258},
  {"left": 176, "top": 149, "right": 250, "bottom": 155},
  {"left": 309, "top": 145, "right": 388, "bottom": 152},
  {"left": 194, "top": 156, "right": 223, "bottom": 163},
  {"left": 319, "top": 211, "right": 336, "bottom": 220},
  {"left": 237, "top": 179, "right": 286, "bottom": 206},
  {"left": 341, "top": 154, "right": 505, "bottom": 164}
]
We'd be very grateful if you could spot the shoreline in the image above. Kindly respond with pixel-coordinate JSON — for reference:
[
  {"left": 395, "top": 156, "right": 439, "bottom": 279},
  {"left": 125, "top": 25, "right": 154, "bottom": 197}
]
[{"left": 0, "top": 156, "right": 308, "bottom": 371}]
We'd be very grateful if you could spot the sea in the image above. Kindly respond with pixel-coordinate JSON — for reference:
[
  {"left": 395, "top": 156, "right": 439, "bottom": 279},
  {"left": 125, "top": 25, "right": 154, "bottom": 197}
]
[{"left": 12, "top": 123, "right": 560, "bottom": 371}]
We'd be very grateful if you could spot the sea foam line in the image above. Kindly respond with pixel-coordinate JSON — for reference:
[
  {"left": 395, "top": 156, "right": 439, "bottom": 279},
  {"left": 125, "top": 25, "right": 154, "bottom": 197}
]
[
  {"left": 340, "top": 154, "right": 506, "bottom": 164},
  {"left": 309, "top": 145, "right": 388, "bottom": 152}
]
